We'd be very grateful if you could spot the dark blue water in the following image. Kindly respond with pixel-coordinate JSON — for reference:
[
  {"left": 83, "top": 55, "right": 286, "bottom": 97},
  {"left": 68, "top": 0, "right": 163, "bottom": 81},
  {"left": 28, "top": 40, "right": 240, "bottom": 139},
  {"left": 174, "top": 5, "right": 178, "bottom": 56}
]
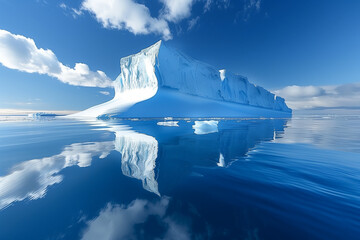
[{"left": 0, "top": 116, "right": 359, "bottom": 240}]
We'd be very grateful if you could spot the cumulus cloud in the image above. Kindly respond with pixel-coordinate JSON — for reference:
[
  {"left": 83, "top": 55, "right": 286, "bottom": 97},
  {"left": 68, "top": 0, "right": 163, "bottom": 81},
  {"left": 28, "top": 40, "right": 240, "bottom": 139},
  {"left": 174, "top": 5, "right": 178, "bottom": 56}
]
[
  {"left": 79, "top": 0, "right": 213, "bottom": 39},
  {"left": 81, "top": 0, "right": 172, "bottom": 40},
  {"left": 0, "top": 29, "right": 113, "bottom": 88},
  {"left": 160, "top": 0, "right": 195, "bottom": 22},
  {"left": 274, "top": 83, "right": 360, "bottom": 110}
]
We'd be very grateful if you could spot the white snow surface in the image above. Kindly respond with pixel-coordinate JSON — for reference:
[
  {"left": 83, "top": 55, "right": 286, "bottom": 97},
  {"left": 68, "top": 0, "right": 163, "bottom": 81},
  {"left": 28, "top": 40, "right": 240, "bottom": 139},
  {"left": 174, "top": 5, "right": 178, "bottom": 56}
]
[{"left": 72, "top": 41, "right": 291, "bottom": 118}]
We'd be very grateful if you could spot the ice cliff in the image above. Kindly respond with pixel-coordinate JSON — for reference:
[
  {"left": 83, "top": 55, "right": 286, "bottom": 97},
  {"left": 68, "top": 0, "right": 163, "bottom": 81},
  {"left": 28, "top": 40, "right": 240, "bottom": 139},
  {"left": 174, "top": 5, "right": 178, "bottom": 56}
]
[{"left": 73, "top": 41, "right": 292, "bottom": 118}]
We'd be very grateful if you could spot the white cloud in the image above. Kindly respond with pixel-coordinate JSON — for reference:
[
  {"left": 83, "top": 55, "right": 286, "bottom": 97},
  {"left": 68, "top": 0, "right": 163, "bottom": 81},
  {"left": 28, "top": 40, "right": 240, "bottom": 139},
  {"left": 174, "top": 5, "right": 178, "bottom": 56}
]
[
  {"left": 0, "top": 29, "right": 113, "bottom": 88},
  {"left": 274, "top": 83, "right": 360, "bottom": 110},
  {"left": 241, "top": 0, "right": 261, "bottom": 21},
  {"left": 81, "top": 0, "right": 172, "bottom": 40},
  {"left": 60, "top": 2, "right": 83, "bottom": 18},
  {"left": 187, "top": 16, "right": 200, "bottom": 30},
  {"left": 160, "top": 0, "right": 195, "bottom": 22},
  {"left": 275, "top": 85, "right": 326, "bottom": 99},
  {"left": 59, "top": 3, "right": 67, "bottom": 9},
  {"left": 79, "top": 0, "right": 210, "bottom": 39},
  {"left": 244, "top": 0, "right": 261, "bottom": 11},
  {"left": 203, "top": 0, "right": 230, "bottom": 12}
]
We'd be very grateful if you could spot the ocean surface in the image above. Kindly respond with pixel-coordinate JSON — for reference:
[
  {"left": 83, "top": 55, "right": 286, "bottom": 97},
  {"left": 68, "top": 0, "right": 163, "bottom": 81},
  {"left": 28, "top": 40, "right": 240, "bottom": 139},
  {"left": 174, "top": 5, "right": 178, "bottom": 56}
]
[{"left": 0, "top": 115, "right": 359, "bottom": 240}]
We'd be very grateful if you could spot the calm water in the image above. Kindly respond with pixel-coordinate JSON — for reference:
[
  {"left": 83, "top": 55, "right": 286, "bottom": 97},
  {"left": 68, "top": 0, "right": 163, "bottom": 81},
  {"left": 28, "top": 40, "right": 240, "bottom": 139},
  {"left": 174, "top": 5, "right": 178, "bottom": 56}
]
[{"left": 0, "top": 116, "right": 359, "bottom": 240}]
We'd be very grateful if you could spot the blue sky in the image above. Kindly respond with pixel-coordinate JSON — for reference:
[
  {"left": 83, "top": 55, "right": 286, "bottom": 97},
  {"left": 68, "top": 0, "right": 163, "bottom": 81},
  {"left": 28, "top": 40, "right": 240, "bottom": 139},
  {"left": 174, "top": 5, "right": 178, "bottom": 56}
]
[{"left": 0, "top": 0, "right": 360, "bottom": 112}]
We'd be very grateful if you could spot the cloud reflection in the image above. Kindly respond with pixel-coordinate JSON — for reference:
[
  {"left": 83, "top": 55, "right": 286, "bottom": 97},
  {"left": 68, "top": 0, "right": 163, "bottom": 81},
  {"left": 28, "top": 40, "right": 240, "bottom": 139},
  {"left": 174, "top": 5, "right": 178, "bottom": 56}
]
[
  {"left": 0, "top": 141, "right": 113, "bottom": 209},
  {"left": 81, "top": 197, "right": 191, "bottom": 240}
]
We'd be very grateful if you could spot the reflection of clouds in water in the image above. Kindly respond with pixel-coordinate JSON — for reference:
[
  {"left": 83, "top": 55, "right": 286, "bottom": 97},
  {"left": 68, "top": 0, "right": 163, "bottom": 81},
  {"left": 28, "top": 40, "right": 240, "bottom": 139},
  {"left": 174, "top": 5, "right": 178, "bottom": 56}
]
[
  {"left": 0, "top": 119, "right": 287, "bottom": 209},
  {"left": 192, "top": 120, "right": 218, "bottom": 135},
  {"left": 0, "top": 141, "right": 114, "bottom": 209},
  {"left": 82, "top": 197, "right": 190, "bottom": 240},
  {"left": 274, "top": 117, "right": 360, "bottom": 152},
  {"left": 115, "top": 131, "right": 160, "bottom": 195}
]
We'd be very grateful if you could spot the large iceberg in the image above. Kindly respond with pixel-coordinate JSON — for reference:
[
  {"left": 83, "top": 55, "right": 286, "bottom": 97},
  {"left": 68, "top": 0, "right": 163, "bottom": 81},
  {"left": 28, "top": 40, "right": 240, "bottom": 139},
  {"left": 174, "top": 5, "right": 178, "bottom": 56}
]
[{"left": 72, "top": 41, "right": 292, "bottom": 118}]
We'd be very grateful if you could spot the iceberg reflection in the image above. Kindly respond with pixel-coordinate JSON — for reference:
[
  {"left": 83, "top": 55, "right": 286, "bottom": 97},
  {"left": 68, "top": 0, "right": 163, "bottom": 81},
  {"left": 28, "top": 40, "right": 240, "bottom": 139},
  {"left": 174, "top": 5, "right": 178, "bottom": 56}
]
[
  {"left": 115, "top": 130, "right": 159, "bottom": 195},
  {"left": 105, "top": 119, "right": 288, "bottom": 196}
]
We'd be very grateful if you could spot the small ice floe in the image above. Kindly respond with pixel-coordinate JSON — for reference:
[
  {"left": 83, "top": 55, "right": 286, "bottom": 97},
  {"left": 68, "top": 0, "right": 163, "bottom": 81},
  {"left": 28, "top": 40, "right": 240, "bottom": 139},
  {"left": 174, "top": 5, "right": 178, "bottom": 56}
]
[
  {"left": 164, "top": 117, "right": 173, "bottom": 120},
  {"left": 157, "top": 121, "right": 179, "bottom": 127},
  {"left": 192, "top": 120, "right": 218, "bottom": 135}
]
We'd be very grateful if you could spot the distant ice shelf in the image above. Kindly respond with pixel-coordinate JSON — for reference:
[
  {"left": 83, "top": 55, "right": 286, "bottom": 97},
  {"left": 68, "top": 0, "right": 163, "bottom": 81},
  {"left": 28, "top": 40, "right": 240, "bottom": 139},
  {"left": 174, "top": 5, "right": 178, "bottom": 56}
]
[
  {"left": 28, "top": 112, "right": 57, "bottom": 120},
  {"left": 70, "top": 41, "right": 292, "bottom": 119}
]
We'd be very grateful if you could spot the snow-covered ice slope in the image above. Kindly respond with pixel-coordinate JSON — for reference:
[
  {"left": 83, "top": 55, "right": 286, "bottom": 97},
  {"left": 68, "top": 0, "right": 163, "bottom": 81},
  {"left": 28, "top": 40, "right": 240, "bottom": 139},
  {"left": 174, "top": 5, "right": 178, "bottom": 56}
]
[{"left": 72, "top": 41, "right": 292, "bottom": 118}]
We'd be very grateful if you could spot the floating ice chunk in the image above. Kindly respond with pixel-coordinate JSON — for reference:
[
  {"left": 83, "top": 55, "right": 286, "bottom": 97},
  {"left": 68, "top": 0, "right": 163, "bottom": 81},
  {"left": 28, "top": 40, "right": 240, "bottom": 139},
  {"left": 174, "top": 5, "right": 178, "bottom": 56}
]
[
  {"left": 192, "top": 120, "right": 219, "bottom": 135},
  {"left": 157, "top": 121, "right": 179, "bottom": 127}
]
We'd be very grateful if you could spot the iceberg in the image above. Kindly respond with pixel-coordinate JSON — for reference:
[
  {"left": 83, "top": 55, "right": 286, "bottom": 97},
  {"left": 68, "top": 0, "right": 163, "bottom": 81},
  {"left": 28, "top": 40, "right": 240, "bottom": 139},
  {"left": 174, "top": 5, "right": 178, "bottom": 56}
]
[
  {"left": 157, "top": 121, "right": 179, "bottom": 127},
  {"left": 72, "top": 41, "right": 292, "bottom": 118},
  {"left": 192, "top": 120, "right": 219, "bottom": 135}
]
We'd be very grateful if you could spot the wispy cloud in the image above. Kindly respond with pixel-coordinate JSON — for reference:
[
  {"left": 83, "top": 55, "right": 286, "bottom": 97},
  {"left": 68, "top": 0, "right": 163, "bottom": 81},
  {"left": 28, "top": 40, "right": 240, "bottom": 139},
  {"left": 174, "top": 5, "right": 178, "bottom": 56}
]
[
  {"left": 203, "top": 0, "right": 230, "bottom": 12},
  {"left": 59, "top": 2, "right": 83, "bottom": 18},
  {"left": 274, "top": 83, "right": 360, "bottom": 110},
  {"left": 242, "top": 0, "right": 261, "bottom": 21},
  {"left": 0, "top": 29, "right": 113, "bottom": 88},
  {"left": 245, "top": 0, "right": 261, "bottom": 11},
  {"left": 187, "top": 16, "right": 200, "bottom": 30}
]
